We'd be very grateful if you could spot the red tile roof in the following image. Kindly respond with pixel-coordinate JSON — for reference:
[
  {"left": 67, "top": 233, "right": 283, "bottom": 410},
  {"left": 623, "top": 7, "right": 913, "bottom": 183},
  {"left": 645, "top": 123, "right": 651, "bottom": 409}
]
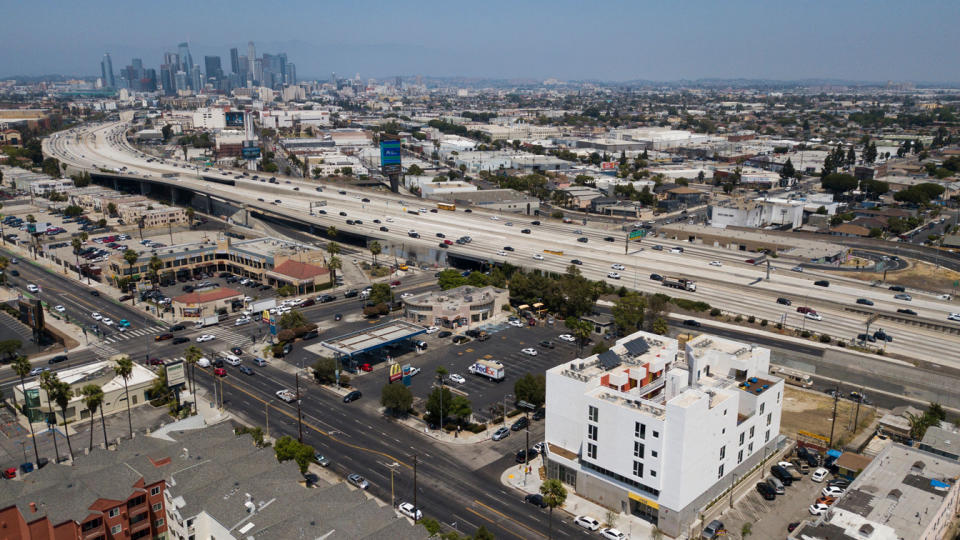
[
  {"left": 172, "top": 287, "right": 242, "bottom": 304},
  {"left": 271, "top": 260, "right": 329, "bottom": 281}
]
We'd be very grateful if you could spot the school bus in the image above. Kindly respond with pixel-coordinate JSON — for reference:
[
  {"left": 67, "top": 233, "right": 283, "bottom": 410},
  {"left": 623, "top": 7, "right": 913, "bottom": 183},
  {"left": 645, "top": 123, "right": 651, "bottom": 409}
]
[{"left": 437, "top": 203, "right": 456, "bottom": 211}]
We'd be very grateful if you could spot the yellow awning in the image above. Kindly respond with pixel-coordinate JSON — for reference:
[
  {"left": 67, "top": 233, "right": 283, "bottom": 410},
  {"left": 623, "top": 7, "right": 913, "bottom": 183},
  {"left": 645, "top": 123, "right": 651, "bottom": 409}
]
[{"left": 628, "top": 492, "right": 659, "bottom": 510}]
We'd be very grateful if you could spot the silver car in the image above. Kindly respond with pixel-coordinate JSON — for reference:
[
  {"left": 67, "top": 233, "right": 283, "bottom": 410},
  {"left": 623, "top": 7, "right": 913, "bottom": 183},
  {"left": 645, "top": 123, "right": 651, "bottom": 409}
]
[
  {"left": 348, "top": 473, "right": 369, "bottom": 489},
  {"left": 492, "top": 427, "right": 510, "bottom": 441}
]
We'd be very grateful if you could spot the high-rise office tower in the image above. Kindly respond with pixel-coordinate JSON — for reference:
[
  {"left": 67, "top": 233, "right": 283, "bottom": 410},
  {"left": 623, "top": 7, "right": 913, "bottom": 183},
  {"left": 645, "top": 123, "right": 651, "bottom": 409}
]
[
  {"left": 247, "top": 41, "right": 256, "bottom": 81},
  {"left": 230, "top": 48, "right": 240, "bottom": 74},
  {"left": 287, "top": 63, "right": 296, "bottom": 85},
  {"left": 190, "top": 65, "right": 202, "bottom": 92},
  {"left": 175, "top": 71, "right": 187, "bottom": 92},
  {"left": 160, "top": 64, "right": 175, "bottom": 95},
  {"left": 254, "top": 58, "right": 263, "bottom": 86},
  {"left": 178, "top": 42, "right": 193, "bottom": 85},
  {"left": 204, "top": 56, "right": 223, "bottom": 84},
  {"left": 100, "top": 53, "right": 115, "bottom": 88}
]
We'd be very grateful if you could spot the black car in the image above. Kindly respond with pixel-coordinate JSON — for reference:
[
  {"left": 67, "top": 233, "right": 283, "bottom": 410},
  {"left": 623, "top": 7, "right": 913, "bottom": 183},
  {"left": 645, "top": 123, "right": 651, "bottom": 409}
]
[
  {"left": 48, "top": 354, "right": 68, "bottom": 364},
  {"left": 344, "top": 289, "right": 359, "bottom": 298},
  {"left": 319, "top": 294, "right": 335, "bottom": 303},
  {"left": 438, "top": 242, "right": 448, "bottom": 249},
  {"left": 524, "top": 493, "right": 548, "bottom": 508},
  {"left": 570, "top": 259, "right": 583, "bottom": 265},
  {"left": 649, "top": 273, "right": 663, "bottom": 281},
  {"left": 339, "top": 211, "right": 347, "bottom": 216},
  {"left": 897, "top": 308, "right": 917, "bottom": 315},
  {"left": 172, "top": 337, "right": 190, "bottom": 344},
  {"left": 515, "top": 448, "right": 538, "bottom": 463},
  {"left": 437, "top": 330, "right": 452, "bottom": 338},
  {"left": 683, "top": 319, "right": 701, "bottom": 327},
  {"left": 856, "top": 298, "right": 874, "bottom": 306},
  {"left": 770, "top": 465, "right": 793, "bottom": 486},
  {"left": 379, "top": 226, "right": 390, "bottom": 232},
  {"left": 538, "top": 340, "right": 555, "bottom": 349},
  {"left": 503, "top": 246, "right": 515, "bottom": 251},
  {"left": 212, "top": 359, "right": 224, "bottom": 368},
  {"left": 90, "top": 290, "right": 100, "bottom": 296},
  {"left": 577, "top": 237, "right": 588, "bottom": 243},
  {"left": 170, "top": 324, "right": 186, "bottom": 331},
  {"left": 776, "top": 297, "right": 792, "bottom": 305},
  {"left": 452, "top": 335, "right": 471, "bottom": 344},
  {"left": 531, "top": 220, "right": 540, "bottom": 225},
  {"left": 343, "top": 391, "right": 362, "bottom": 403},
  {"left": 334, "top": 313, "right": 342, "bottom": 321},
  {"left": 511, "top": 417, "right": 529, "bottom": 431},
  {"left": 814, "top": 280, "right": 830, "bottom": 287},
  {"left": 889, "top": 285, "right": 906, "bottom": 292},
  {"left": 603, "top": 236, "right": 615, "bottom": 242},
  {"left": 873, "top": 329, "right": 893, "bottom": 342},
  {"left": 857, "top": 333, "right": 877, "bottom": 343},
  {"left": 532, "top": 409, "right": 545, "bottom": 421},
  {"left": 464, "top": 208, "right": 472, "bottom": 213},
  {"left": 756, "top": 481, "right": 776, "bottom": 500},
  {"left": 361, "top": 198, "right": 370, "bottom": 203}
]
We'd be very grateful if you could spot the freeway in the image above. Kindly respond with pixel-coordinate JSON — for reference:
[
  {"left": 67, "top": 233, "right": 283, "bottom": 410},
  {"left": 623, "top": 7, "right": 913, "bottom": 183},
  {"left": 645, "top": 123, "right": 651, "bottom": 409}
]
[{"left": 44, "top": 123, "right": 960, "bottom": 364}]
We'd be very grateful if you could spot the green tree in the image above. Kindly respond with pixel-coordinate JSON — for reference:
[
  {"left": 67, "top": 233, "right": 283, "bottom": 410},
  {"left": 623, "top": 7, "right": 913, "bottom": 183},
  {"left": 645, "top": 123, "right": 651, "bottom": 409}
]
[
  {"left": 312, "top": 357, "right": 338, "bottom": 384},
  {"left": 612, "top": 292, "right": 646, "bottom": 334},
  {"left": 437, "top": 269, "right": 468, "bottom": 290},
  {"left": 369, "top": 241, "right": 382, "bottom": 266},
  {"left": 122, "top": 249, "right": 139, "bottom": 288},
  {"left": 564, "top": 317, "right": 593, "bottom": 355},
  {"left": 49, "top": 380, "right": 75, "bottom": 461},
  {"left": 369, "top": 282, "right": 393, "bottom": 305},
  {"left": 12, "top": 356, "right": 42, "bottom": 465},
  {"left": 0, "top": 339, "right": 23, "bottom": 362},
  {"left": 652, "top": 317, "right": 669, "bottom": 335},
  {"left": 380, "top": 383, "right": 414, "bottom": 415},
  {"left": 161, "top": 124, "right": 172, "bottom": 140},
  {"left": 846, "top": 146, "right": 856, "bottom": 167},
  {"left": 38, "top": 371, "right": 62, "bottom": 463},
  {"left": 474, "top": 525, "right": 495, "bottom": 540},
  {"left": 184, "top": 345, "right": 203, "bottom": 398},
  {"left": 185, "top": 207, "right": 195, "bottom": 228},
  {"left": 41, "top": 157, "right": 61, "bottom": 177},
  {"left": 80, "top": 384, "right": 105, "bottom": 451},
  {"left": 326, "top": 226, "right": 338, "bottom": 239},
  {"left": 106, "top": 202, "right": 117, "bottom": 216},
  {"left": 273, "top": 435, "right": 315, "bottom": 473},
  {"left": 514, "top": 373, "right": 546, "bottom": 409},
  {"left": 406, "top": 164, "right": 424, "bottom": 176},
  {"left": 327, "top": 256, "right": 342, "bottom": 285},
  {"left": 279, "top": 310, "right": 308, "bottom": 330},
  {"left": 426, "top": 386, "right": 453, "bottom": 423},
  {"left": 821, "top": 173, "right": 858, "bottom": 194},
  {"left": 449, "top": 395, "right": 472, "bottom": 425},
  {"left": 113, "top": 355, "right": 134, "bottom": 438},
  {"left": 71, "top": 237, "right": 84, "bottom": 279},
  {"left": 540, "top": 478, "right": 568, "bottom": 539}
]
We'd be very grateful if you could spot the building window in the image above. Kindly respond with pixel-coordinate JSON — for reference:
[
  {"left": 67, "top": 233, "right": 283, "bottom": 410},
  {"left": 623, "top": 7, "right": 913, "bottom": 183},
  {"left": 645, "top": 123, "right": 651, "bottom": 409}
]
[
  {"left": 738, "top": 449, "right": 744, "bottom": 464},
  {"left": 81, "top": 518, "right": 102, "bottom": 531},
  {"left": 760, "top": 402, "right": 765, "bottom": 415},
  {"left": 151, "top": 486, "right": 161, "bottom": 496},
  {"left": 650, "top": 470, "right": 657, "bottom": 477},
  {"left": 152, "top": 503, "right": 162, "bottom": 512},
  {"left": 587, "top": 443, "right": 597, "bottom": 459},
  {"left": 719, "top": 445, "right": 726, "bottom": 460},
  {"left": 588, "top": 406, "right": 598, "bottom": 422},
  {"left": 651, "top": 450, "right": 658, "bottom": 458},
  {"left": 635, "top": 422, "right": 645, "bottom": 439},
  {"left": 633, "top": 461, "right": 643, "bottom": 477},
  {"left": 127, "top": 494, "right": 146, "bottom": 508},
  {"left": 108, "top": 507, "right": 120, "bottom": 518},
  {"left": 748, "top": 442, "right": 754, "bottom": 453},
  {"left": 777, "top": 391, "right": 781, "bottom": 403},
  {"left": 155, "top": 518, "right": 165, "bottom": 528},
  {"left": 739, "top": 432, "right": 745, "bottom": 445},
  {"left": 111, "top": 525, "right": 122, "bottom": 534},
  {"left": 634, "top": 441, "right": 645, "bottom": 459},
  {"left": 765, "top": 430, "right": 770, "bottom": 443},
  {"left": 718, "top": 464, "right": 724, "bottom": 478},
  {"left": 653, "top": 430, "right": 659, "bottom": 438},
  {"left": 588, "top": 425, "right": 598, "bottom": 441},
  {"left": 749, "top": 426, "right": 755, "bottom": 438}
]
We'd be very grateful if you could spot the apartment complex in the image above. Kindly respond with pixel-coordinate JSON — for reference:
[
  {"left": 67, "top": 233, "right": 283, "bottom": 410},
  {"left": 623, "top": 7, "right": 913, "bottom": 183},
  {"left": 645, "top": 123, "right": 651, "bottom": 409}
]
[{"left": 544, "top": 331, "right": 783, "bottom": 537}]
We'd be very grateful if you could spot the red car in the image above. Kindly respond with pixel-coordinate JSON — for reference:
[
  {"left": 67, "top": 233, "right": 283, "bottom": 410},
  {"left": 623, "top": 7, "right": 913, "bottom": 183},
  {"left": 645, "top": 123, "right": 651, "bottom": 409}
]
[
  {"left": 443, "top": 239, "right": 453, "bottom": 245},
  {"left": 745, "top": 258, "right": 756, "bottom": 264},
  {"left": 359, "top": 363, "right": 373, "bottom": 372},
  {"left": 389, "top": 280, "right": 401, "bottom": 287},
  {"left": 148, "top": 358, "right": 164, "bottom": 366},
  {"left": 214, "top": 368, "right": 227, "bottom": 377}
]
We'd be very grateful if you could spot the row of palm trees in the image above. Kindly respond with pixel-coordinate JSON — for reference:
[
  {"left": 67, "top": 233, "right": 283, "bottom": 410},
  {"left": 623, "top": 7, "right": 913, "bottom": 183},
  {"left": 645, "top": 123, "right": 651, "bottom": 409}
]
[{"left": 10, "top": 355, "right": 135, "bottom": 464}]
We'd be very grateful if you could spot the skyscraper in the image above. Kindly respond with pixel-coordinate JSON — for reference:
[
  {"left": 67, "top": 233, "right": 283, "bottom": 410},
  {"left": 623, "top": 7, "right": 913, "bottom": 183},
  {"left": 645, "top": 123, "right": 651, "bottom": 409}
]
[
  {"left": 190, "top": 65, "right": 202, "bottom": 93},
  {"left": 100, "top": 53, "right": 115, "bottom": 88},
  {"left": 178, "top": 42, "right": 194, "bottom": 85},
  {"left": 247, "top": 41, "right": 256, "bottom": 82},
  {"left": 230, "top": 48, "right": 240, "bottom": 74},
  {"left": 160, "top": 64, "right": 175, "bottom": 96},
  {"left": 204, "top": 56, "right": 223, "bottom": 84}
]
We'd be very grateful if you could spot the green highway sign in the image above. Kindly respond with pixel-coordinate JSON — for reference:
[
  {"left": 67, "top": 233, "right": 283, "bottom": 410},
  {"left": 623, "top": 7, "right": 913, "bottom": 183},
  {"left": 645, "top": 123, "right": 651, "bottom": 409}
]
[{"left": 629, "top": 229, "right": 646, "bottom": 240}]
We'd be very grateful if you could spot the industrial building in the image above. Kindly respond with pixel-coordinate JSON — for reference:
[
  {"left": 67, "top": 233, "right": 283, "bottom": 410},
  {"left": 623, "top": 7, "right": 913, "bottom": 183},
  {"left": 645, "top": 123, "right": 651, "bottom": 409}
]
[{"left": 544, "top": 331, "right": 784, "bottom": 537}]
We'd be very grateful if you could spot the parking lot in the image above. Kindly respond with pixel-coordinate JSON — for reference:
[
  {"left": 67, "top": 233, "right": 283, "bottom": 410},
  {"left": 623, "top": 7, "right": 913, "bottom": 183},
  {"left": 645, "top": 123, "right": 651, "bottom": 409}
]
[{"left": 347, "top": 318, "right": 584, "bottom": 419}]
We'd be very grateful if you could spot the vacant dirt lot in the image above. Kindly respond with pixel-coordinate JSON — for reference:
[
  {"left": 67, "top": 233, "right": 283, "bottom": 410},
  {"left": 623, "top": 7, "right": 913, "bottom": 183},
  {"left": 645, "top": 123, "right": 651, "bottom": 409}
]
[
  {"left": 830, "top": 259, "right": 960, "bottom": 293},
  {"left": 781, "top": 386, "right": 876, "bottom": 449}
]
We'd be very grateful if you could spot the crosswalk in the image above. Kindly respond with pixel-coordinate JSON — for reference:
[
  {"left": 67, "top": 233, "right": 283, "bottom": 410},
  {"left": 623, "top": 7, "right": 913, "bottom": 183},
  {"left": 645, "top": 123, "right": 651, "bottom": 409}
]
[
  {"left": 91, "top": 342, "right": 121, "bottom": 358},
  {"left": 100, "top": 324, "right": 168, "bottom": 344}
]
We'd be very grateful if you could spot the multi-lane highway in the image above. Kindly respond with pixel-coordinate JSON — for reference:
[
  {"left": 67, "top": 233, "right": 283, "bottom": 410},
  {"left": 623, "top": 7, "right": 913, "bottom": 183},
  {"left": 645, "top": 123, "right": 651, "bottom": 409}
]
[{"left": 44, "top": 122, "right": 960, "bottom": 365}]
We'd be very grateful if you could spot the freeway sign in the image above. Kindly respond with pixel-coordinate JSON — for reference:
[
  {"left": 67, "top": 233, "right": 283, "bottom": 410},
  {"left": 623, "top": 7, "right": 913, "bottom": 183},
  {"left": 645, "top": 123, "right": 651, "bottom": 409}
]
[{"left": 629, "top": 229, "right": 646, "bottom": 241}]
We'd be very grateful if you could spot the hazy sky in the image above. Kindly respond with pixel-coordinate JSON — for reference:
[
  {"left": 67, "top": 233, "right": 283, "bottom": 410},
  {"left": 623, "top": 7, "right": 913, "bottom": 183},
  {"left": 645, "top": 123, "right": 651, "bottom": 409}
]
[{"left": 4, "top": 0, "right": 959, "bottom": 82}]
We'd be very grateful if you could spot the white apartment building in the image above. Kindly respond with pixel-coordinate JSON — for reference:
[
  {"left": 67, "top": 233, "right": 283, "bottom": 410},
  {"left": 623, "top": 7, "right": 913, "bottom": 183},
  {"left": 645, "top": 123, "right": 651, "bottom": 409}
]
[
  {"left": 545, "top": 331, "right": 783, "bottom": 537},
  {"left": 192, "top": 107, "right": 226, "bottom": 130},
  {"left": 709, "top": 198, "right": 805, "bottom": 229}
]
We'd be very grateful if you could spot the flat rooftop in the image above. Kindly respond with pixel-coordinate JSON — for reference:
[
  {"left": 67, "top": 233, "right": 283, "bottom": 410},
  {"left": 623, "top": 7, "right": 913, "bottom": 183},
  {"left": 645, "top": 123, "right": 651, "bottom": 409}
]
[
  {"left": 319, "top": 320, "right": 427, "bottom": 358},
  {"left": 403, "top": 285, "right": 504, "bottom": 308}
]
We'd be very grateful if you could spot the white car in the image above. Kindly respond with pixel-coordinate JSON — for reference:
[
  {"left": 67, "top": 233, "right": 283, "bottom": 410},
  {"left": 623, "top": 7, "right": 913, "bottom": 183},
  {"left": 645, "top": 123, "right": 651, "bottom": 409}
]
[
  {"left": 400, "top": 292, "right": 414, "bottom": 299},
  {"left": 235, "top": 317, "right": 251, "bottom": 326},
  {"left": 709, "top": 261, "right": 722, "bottom": 267},
  {"left": 385, "top": 217, "right": 394, "bottom": 222},
  {"left": 948, "top": 313, "right": 960, "bottom": 322},
  {"left": 102, "top": 318, "right": 114, "bottom": 326},
  {"left": 532, "top": 254, "right": 544, "bottom": 260},
  {"left": 607, "top": 272, "right": 621, "bottom": 279},
  {"left": 938, "top": 294, "right": 952, "bottom": 301},
  {"left": 54, "top": 305, "right": 65, "bottom": 313},
  {"left": 448, "top": 374, "right": 466, "bottom": 384},
  {"left": 243, "top": 296, "right": 253, "bottom": 302},
  {"left": 669, "top": 247, "right": 683, "bottom": 254},
  {"left": 397, "top": 502, "right": 422, "bottom": 520},
  {"left": 196, "top": 334, "right": 215, "bottom": 343},
  {"left": 600, "top": 528, "right": 627, "bottom": 540},
  {"left": 558, "top": 334, "right": 576, "bottom": 342},
  {"left": 521, "top": 348, "right": 538, "bottom": 356},
  {"left": 805, "top": 312, "right": 823, "bottom": 321},
  {"left": 490, "top": 216, "right": 499, "bottom": 221},
  {"left": 497, "top": 250, "right": 507, "bottom": 256},
  {"left": 574, "top": 515, "right": 600, "bottom": 531},
  {"left": 611, "top": 263, "right": 625, "bottom": 271},
  {"left": 425, "top": 326, "right": 438, "bottom": 334},
  {"left": 91, "top": 312, "right": 102, "bottom": 320},
  {"left": 809, "top": 502, "right": 829, "bottom": 515},
  {"left": 811, "top": 467, "right": 829, "bottom": 482},
  {"left": 196, "top": 357, "right": 211, "bottom": 368},
  {"left": 822, "top": 485, "right": 844, "bottom": 498},
  {"left": 26, "top": 284, "right": 39, "bottom": 293},
  {"left": 508, "top": 320, "right": 524, "bottom": 328}
]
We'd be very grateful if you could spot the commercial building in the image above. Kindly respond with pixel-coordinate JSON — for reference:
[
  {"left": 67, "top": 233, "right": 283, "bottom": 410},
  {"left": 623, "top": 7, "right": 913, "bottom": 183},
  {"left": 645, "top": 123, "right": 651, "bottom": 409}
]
[
  {"left": 0, "top": 128, "right": 21, "bottom": 147},
  {"left": 436, "top": 189, "right": 540, "bottom": 214},
  {"left": 402, "top": 285, "right": 508, "bottom": 329},
  {"left": 116, "top": 202, "right": 188, "bottom": 228},
  {"left": 790, "top": 443, "right": 960, "bottom": 540},
  {"left": 708, "top": 198, "right": 805, "bottom": 229},
  {"left": 192, "top": 107, "right": 226, "bottom": 130},
  {"left": 12, "top": 359, "right": 157, "bottom": 427},
  {"left": 171, "top": 287, "right": 244, "bottom": 319},
  {"left": 545, "top": 331, "right": 783, "bottom": 537}
]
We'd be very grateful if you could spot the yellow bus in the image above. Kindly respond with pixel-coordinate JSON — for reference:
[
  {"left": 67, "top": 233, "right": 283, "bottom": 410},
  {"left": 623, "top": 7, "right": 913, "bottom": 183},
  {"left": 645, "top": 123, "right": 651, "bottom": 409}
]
[
  {"left": 543, "top": 250, "right": 564, "bottom": 256},
  {"left": 437, "top": 203, "right": 456, "bottom": 211},
  {"left": 771, "top": 366, "right": 813, "bottom": 388}
]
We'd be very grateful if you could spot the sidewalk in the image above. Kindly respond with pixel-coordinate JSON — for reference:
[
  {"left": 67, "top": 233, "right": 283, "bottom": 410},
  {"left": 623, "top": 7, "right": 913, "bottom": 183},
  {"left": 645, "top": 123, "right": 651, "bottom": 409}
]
[{"left": 499, "top": 457, "right": 657, "bottom": 539}]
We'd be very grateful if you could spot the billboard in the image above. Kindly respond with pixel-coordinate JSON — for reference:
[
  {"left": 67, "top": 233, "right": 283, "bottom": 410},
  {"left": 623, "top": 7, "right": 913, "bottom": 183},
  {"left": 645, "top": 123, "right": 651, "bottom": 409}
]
[
  {"left": 166, "top": 360, "right": 186, "bottom": 388},
  {"left": 380, "top": 139, "right": 402, "bottom": 176},
  {"left": 241, "top": 142, "right": 261, "bottom": 159},
  {"left": 601, "top": 161, "right": 618, "bottom": 171},
  {"left": 225, "top": 111, "right": 245, "bottom": 127},
  {"left": 26, "top": 223, "right": 49, "bottom": 234}
]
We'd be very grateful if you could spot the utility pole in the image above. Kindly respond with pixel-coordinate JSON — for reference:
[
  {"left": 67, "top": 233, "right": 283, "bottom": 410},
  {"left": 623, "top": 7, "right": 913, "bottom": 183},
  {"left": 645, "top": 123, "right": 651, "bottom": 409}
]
[
  {"left": 295, "top": 369, "right": 303, "bottom": 443},
  {"left": 413, "top": 454, "right": 418, "bottom": 522},
  {"left": 265, "top": 401, "right": 269, "bottom": 438},
  {"left": 828, "top": 383, "right": 840, "bottom": 448},
  {"left": 524, "top": 410, "right": 530, "bottom": 487},
  {"left": 853, "top": 386, "right": 863, "bottom": 433}
]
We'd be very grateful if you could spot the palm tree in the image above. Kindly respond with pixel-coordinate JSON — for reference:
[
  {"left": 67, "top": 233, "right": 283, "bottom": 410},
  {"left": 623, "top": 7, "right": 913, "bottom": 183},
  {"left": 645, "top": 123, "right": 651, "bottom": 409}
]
[
  {"left": 114, "top": 356, "right": 134, "bottom": 438},
  {"left": 80, "top": 384, "right": 104, "bottom": 451},
  {"left": 326, "top": 226, "right": 338, "bottom": 239},
  {"left": 326, "top": 241, "right": 341, "bottom": 256},
  {"left": 71, "top": 237, "right": 84, "bottom": 279},
  {"left": 184, "top": 345, "right": 203, "bottom": 398},
  {"left": 327, "top": 256, "right": 342, "bottom": 285},
  {"left": 540, "top": 478, "right": 568, "bottom": 539},
  {"left": 49, "top": 379, "right": 75, "bottom": 461},
  {"left": 148, "top": 255, "right": 164, "bottom": 291},
  {"left": 12, "top": 356, "right": 41, "bottom": 466},
  {"left": 0, "top": 256, "right": 8, "bottom": 285},
  {"left": 38, "top": 371, "right": 61, "bottom": 463},
  {"left": 122, "top": 250, "right": 139, "bottom": 303},
  {"left": 369, "top": 241, "right": 382, "bottom": 266},
  {"left": 565, "top": 317, "right": 593, "bottom": 356}
]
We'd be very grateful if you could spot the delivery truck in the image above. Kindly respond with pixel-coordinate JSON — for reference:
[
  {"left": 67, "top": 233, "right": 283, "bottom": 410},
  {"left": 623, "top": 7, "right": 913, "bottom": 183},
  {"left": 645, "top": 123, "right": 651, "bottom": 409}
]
[
  {"left": 194, "top": 314, "right": 220, "bottom": 328},
  {"left": 469, "top": 359, "right": 504, "bottom": 381}
]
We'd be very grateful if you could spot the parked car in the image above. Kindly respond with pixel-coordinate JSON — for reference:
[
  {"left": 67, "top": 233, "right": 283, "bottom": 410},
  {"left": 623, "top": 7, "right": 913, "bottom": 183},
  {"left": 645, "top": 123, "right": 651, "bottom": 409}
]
[
  {"left": 809, "top": 502, "right": 829, "bottom": 515},
  {"left": 343, "top": 391, "right": 362, "bottom": 403},
  {"left": 822, "top": 485, "right": 844, "bottom": 498},
  {"left": 573, "top": 515, "right": 601, "bottom": 531},
  {"left": 701, "top": 520, "right": 725, "bottom": 540},
  {"left": 492, "top": 427, "right": 510, "bottom": 441},
  {"left": 811, "top": 467, "right": 829, "bottom": 482},
  {"left": 599, "top": 528, "right": 626, "bottom": 540},
  {"left": 449, "top": 373, "right": 466, "bottom": 384},
  {"left": 398, "top": 501, "right": 422, "bottom": 520},
  {"left": 347, "top": 474, "right": 369, "bottom": 489},
  {"left": 511, "top": 417, "right": 529, "bottom": 431},
  {"left": 756, "top": 481, "right": 776, "bottom": 500},
  {"left": 524, "top": 493, "right": 547, "bottom": 508}
]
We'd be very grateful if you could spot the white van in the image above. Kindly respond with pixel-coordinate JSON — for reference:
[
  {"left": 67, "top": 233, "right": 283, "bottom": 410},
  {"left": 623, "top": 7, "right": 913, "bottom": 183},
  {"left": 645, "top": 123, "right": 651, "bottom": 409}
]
[{"left": 222, "top": 353, "right": 241, "bottom": 366}]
